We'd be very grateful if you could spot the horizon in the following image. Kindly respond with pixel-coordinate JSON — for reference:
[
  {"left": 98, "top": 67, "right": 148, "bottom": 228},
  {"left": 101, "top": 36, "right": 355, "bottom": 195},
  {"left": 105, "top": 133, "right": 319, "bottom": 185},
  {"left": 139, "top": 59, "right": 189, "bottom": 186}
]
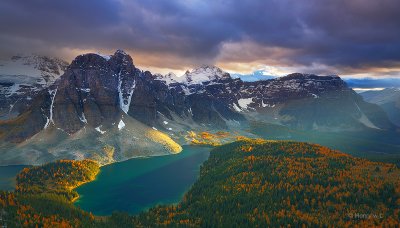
[{"left": 2, "top": 49, "right": 400, "bottom": 89}]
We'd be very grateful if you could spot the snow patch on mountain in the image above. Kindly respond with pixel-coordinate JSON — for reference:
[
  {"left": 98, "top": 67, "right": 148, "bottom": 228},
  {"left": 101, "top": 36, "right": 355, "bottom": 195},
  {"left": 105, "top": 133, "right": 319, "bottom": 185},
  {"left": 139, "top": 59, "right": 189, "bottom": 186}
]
[
  {"left": 118, "top": 73, "right": 136, "bottom": 114},
  {"left": 95, "top": 126, "right": 106, "bottom": 134},
  {"left": 238, "top": 98, "right": 254, "bottom": 110},
  {"left": 118, "top": 119, "right": 126, "bottom": 130},
  {"left": 79, "top": 112, "right": 88, "bottom": 124},
  {"left": 233, "top": 103, "right": 242, "bottom": 112},
  {"left": 355, "top": 102, "right": 380, "bottom": 129},
  {"left": 156, "top": 65, "right": 230, "bottom": 86},
  {"left": 44, "top": 88, "right": 57, "bottom": 129},
  {"left": 97, "top": 52, "right": 111, "bottom": 61},
  {"left": 183, "top": 65, "right": 230, "bottom": 85},
  {"left": 155, "top": 72, "right": 184, "bottom": 85},
  {"left": 0, "top": 55, "right": 68, "bottom": 87},
  {"left": 261, "top": 99, "right": 275, "bottom": 108}
]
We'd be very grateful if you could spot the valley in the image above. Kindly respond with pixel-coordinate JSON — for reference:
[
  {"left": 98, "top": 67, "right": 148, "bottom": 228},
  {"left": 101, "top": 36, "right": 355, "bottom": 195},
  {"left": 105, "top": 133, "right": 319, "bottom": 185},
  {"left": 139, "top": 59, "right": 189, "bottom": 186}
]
[{"left": 1, "top": 140, "right": 399, "bottom": 227}]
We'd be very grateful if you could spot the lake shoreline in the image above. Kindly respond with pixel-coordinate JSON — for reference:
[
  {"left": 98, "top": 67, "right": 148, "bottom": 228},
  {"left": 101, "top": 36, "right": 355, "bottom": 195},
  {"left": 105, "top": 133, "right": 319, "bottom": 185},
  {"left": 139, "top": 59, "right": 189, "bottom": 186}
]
[{"left": 74, "top": 145, "right": 212, "bottom": 216}]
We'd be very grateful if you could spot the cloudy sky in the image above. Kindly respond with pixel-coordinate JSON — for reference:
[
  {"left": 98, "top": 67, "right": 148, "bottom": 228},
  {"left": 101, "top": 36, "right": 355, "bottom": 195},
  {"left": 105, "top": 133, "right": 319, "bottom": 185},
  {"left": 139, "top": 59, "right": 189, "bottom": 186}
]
[{"left": 1, "top": 0, "right": 400, "bottom": 81}]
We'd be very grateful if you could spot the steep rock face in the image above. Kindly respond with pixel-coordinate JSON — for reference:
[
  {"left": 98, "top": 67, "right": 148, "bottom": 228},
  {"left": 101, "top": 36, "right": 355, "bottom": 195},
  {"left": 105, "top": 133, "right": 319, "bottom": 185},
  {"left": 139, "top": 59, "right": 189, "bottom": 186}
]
[
  {"left": 51, "top": 53, "right": 120, "bottom": 133},
  {"left": 0, "top": 51, "right": 185, "bottom": 165},
  {"left": 1, "top": 53, "right": 395, "bottom": 138},
  {"left": 0, "top": 50, "right": 397, "bottom": 165},
  {"left": 43, "top": 50, "right": 142, "bottom": 134},
  {"left": 132, "top": 66, "right": 246, "bottom": 128}
]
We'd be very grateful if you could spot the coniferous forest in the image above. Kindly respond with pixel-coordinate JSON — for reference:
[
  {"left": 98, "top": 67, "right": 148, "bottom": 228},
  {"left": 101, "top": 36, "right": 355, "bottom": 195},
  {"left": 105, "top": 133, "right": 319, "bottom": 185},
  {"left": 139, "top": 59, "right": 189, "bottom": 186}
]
[{"left": 1, "top": 140, "right": 399, "bottom": 227}]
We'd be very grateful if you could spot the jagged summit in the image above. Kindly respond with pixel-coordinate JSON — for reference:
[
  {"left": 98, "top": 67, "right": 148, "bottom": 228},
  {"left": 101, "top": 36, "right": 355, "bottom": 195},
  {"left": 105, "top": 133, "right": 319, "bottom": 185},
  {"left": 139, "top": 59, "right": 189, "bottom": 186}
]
[
  {"left": 155, "top": 72, "right": 183, "bottom": 85},
  {"left": 111, "top": 49, "right": 133, "bottom": 63},
  {"left": 0, "top": 50, "right": 396, "bottom": 166},
  {"left": 114, "top": 49, "right": 128, "bottom": 55},
  {"left": 72, "top": 50, "right": 134, "bottom": 68},
  {"left": 183, "top": 65, "right": 231, "bottom": 85},
  {"left": 155, "top": 65, "right": 231, "bottom": 85}
]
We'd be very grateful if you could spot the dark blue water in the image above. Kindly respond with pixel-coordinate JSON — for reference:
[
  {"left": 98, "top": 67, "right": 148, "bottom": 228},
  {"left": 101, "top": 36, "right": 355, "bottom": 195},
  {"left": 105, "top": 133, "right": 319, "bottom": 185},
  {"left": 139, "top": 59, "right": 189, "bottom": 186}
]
[
  {"left": 0, "top": 165, "right": 28, "bottom": 191},
  {"left": 74, "top": 145, "right": 210, "bottom": 215}
]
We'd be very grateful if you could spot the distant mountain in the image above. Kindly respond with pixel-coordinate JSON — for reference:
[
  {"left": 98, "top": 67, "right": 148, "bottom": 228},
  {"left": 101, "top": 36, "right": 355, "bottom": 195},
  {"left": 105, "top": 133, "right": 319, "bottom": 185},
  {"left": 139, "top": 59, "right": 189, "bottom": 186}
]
[
  {"left": 0, "top": 55, "right": 68, "bottom": 120},
  {"left": 361, "top": 88, "right": 400, "bottom": 126},
  {"left": 0, "top": 50, "right": 396, "bottom": 165},
  {"left": 231, "top": 70, "right": 276, "bottom": 82}
]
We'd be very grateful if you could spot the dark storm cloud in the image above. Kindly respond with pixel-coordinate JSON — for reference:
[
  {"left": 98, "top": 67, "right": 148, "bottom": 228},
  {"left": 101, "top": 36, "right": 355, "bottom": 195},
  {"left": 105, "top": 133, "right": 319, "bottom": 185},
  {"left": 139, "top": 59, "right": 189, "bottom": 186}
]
[
  {"left": 0, "top": 0, "right": 400, "bottom": 74},
  {"left": 0, "top": 0, "right": 121, "bottom": 52}
]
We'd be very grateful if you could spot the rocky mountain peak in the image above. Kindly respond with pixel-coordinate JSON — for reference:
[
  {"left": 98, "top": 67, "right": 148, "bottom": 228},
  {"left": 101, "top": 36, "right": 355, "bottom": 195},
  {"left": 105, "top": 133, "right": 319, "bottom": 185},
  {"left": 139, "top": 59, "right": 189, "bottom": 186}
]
[
  {"left": 115, "top": 49, "right": 128, "bottom": 56},
  {"left": 70, "top": 50, "right": 135, "bottom": 70},
  {"left": 0, "top": 51, "right": 396, "bottom": 167},
  {"left": 183, "top": 65, "right": 231, "bottom": 85},
  {"left": 154, "top": 72, "right": 186, "bottom": 85},
  {"left": 70, "top": 53, "right": 109, "bottom": 69},
  {"left": 111, "top": 50, "right": 133, "bottom": 63},
  {"left": 1, "top": 54, "right": 68, "bottom": 84}
]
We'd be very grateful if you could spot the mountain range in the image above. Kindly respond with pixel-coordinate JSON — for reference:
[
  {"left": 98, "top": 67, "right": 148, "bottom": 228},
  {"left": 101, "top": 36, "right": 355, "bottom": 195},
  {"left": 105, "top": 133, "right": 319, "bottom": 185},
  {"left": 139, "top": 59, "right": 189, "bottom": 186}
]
[
  {"left": 0, "top": 50, "right": 397, "bottom": 166},
  {"left": 361, "top": 88, "right": 400, "bottom": 126}
]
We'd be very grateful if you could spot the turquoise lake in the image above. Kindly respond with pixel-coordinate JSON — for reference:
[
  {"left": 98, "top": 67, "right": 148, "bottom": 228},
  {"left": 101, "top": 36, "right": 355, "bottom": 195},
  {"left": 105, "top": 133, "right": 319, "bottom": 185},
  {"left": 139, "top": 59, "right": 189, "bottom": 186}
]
[{"left": 74, "top": 145, "right": 211, "bottom": 215}]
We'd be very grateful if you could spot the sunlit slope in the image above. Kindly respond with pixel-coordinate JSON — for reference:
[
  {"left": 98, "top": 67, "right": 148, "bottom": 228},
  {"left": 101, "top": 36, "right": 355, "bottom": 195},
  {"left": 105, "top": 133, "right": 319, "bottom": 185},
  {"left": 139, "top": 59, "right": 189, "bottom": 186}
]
[{"left": 0, "top": 114, "right": 182, "bottom": 166}]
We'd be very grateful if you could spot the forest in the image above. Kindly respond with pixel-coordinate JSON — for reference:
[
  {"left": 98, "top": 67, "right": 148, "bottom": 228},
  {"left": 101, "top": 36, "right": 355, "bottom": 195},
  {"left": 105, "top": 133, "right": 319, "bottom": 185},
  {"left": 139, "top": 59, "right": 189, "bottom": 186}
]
[
  {"left": 1, "top": 140, "right": 399, "bottom": 227},
  {"left": 1, "top": 160, "right": 99, "bottom": 227},
  {"left": 130, "top": 139, "right": 400, "bottom": 227}
]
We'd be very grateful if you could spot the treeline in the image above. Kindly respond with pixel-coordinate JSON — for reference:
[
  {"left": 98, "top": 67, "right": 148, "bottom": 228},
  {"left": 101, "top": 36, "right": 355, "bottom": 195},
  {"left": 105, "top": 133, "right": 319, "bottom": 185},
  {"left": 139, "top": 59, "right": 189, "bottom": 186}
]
[
  {"left": 0, "top": 160, "right": 99, "bottom": 227},
  {"left": 16, "top": 159, "right": 99, "bottom": 201},
  {"left": 0, "top": 192, "right": 95, "bottom": 227},
  {"left": 130, "top": 139, "right": 400, "bottom": 227},
  {"left": 1, "top": 141, "right": 399, "bottom": 227}
]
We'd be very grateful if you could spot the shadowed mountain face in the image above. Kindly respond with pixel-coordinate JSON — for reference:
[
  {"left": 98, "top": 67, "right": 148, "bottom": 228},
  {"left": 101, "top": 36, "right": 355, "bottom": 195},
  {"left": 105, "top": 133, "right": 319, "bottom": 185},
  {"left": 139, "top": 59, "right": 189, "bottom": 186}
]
[
  {"left": 361, "top": 88, "right": 400, "bottom": 126},
  {"left": 0, "top": 50, "right": 396, "bottom": 165}
]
